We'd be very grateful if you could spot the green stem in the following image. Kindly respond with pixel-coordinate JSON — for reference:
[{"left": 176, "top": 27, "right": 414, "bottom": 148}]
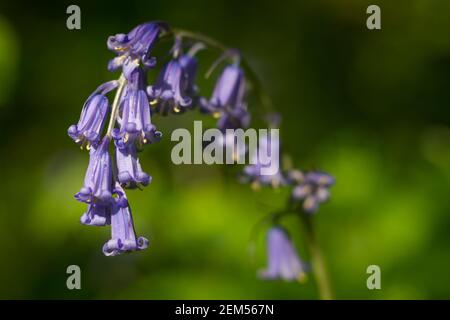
[
  {"left": 171, "top": 28, "right": 332, "bottom": 299},
  {"left": 106, "top": 74, "right": 126, "bottom": 137},
  {"left": 172, "top": 28, "right": 275, "bottom": 116},
  {"left": 298, "top": 210, "right": 334, "bottom": 300},
  {"left": 172, "top": 29, "right": 228, "bottom": 52}
]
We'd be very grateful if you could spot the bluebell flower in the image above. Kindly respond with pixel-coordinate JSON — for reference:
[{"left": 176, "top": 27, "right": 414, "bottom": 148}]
[
  {"left": 242, "top": 131, "right": 285, "bottom": 188},
  {"left": 200, "top": 65, "right": 250, "bottom": 131},
  {"left": 147, "top": 59, "right": 193, "bottom": 115},
  {"left": 216, "top": 108, "right": 250, "bottom": 131},
  {"left": 112, "top": 67, "right": 162, "bottom": 149},
  {"left": 107, "top": 22, "right": 168, "bottom": 72},
  {"left": 68, "top": 81, "right": 118, "bottom": 149},
  {"left": 116, "top": 143, "right": 151, "bottom": 189},
  {"left": 80, "top": 203, "right": 112, "bottom": 226},
  {"left": 102, "top": 185, "right": 149, "bottom": 256},
  {"left": 75, "top": 137, "right": 114, "bottom": 205},
  {"left": 290, "top": 170, "right": 335, "bottom": 213},
  {"left": 179, "top": 53, "right": 199, "bottom": 99},
  {"left": 259, "top": 226, "right": 307, "bottom": 282}
]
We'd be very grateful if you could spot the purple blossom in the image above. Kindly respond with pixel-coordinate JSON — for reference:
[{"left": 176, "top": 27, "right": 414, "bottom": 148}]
[
  {"left": 107, "top": 22, "right": 168, "bottom": 72},
  {"left": 216, "top": 108, "right": 250, "bottom": 131},
  {"left": 102, "top": 185, "right": 149, "bottom": 256},
  {"left": 75, "top": 137, "right": 114, "bottom": 205},
  {"left": 147, "top": 59, "right": 193, "bottom": 115},
  {"left": 200, "top": 65, "right": 250, "bottom": 130},
  {"left": 80, "top": 203, "right": 112, "bottom": 226},
  {"left": 179, "top": 54, "right": 199, "bottom": 98},
  {"left": 68, "top": 20, "right": 337, "bottom": 261},
  {"left": 116, "top": 143, "right": 151, "bottom": 189},
  {"left": 259, "top": 226, "right": 306, "bottom": 282},
  {"left": 290, "top": 170, "right": 335, "bottom": 213},
  {"left": 67, "top": 81, "right": 118, "bottom": 149},
  {"left": 242, "top": 132, "right": 284, "bottom": 187},
  {"left": 112, "top": 67, "right": 162, "bottom": 149},
  {"left": 206, "top": 65, "right": 245, "bottom": 110}
]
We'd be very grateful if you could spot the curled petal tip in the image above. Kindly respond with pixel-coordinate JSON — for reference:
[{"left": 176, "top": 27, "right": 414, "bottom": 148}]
[
  {"left": 142, "top": 56, "right": 157, "bottom": 69},
  {"left": 137, "top": 236, "right": 149, "bottom": 250},
  {"left": 102, "top": 239, "right": 122, "bottom": 257}
]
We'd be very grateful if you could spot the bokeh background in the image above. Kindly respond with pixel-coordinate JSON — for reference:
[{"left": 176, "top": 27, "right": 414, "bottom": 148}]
[{"left": 0, "top": 0, "right": 450, "bottom": 299}]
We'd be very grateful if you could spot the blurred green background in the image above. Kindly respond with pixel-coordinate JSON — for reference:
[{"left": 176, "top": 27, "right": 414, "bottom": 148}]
[{"left": 1, "top": 0, "right": 450, "bottom": 299}]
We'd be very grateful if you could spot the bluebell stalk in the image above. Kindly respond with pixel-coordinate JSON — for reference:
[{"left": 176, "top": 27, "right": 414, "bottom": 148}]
[
  {"left": 69, "top": 22, "right": 170, "bottom": 256},
  {"left": 238, "top": 113, "right": 334, "bottom": 297},
  {"left": 68, "top": 20, "right": 336, "bottom": 301}
]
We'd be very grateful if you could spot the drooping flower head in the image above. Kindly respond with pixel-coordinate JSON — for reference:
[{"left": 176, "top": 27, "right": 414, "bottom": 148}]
[
  {"left": 107, "top": 22, "right": 168, "bottom": 72},
  {"left": 112, "top": 67, "right": 162, "bottom": 149},
  {"left": 289, "top": 170, "right": 335, "bottom": 213},
  {"left": 179, "top": 53, "right": 199, "bottom": 97},
  {"left": 116, "top": 143, "right": 151, "bottom": 189},
  {"left": 75, "top": 137, "right": 114, "bottom": 205},
  {"left": 102, "top": 185, "right": 149, "bottom": 256},
  {"left": 68, "top": 20, "right": 337, "bottom": 262},
  {"left": 80, "top": 202, "right": 112, "bottom": 226},
  {"left": 68, "top": 81, "right": 118, "bottom": 149},
  {"left": 216, "top": 107, "right": 250, "bottom": 131},
  {"left": 259, "top": 226, "right": 307, "bottom": 282},
  {"left": 242, "top": 130, "right": 284, "bottom": 188},
  {"left": 201, "top": 64, "right": 250, "bottom": 131},
  {"left": 147, "top": 58, "right": 193, "bottom": 115},
  {"left": 178, "top": 42, "right": 204, "bottom": 107}
]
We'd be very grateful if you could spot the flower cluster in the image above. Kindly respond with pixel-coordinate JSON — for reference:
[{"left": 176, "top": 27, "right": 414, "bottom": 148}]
[
  {"left": 287, "top": 170, "right": 335, "bottom": 214},
  {"left": 69, "top": 20, "right": 335, "bottom": 294},
  {"left": 69, "top": 22, "right": 172, "bottom": 256},
  {"left": 240, "top": 115, "right": 334, "bottom": 281},
  {"left": 240, "top": 118, "right": 334, "bottom": 211},
  {"left": 68, "top": 21, "right": 253, "bottom": 256}
]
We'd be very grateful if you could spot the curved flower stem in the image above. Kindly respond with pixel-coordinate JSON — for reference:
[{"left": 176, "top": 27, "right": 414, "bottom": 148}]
[
  {"left": 171, "top": 28, "right": 275, "bottom": 116},
  {"left": 298, "top": 210, "right": 334, "bottom": 300},
  {"left": 172, "top": 29, "right": 228, "bottom": 51},
  {"left": 106, "top": 74, "right": 127, "bottom": 137},
  {"left": 169, "top": 28, "right": 334, "bottom": 298},
  {"left": 249, "top": 208, "right": 292, "bottom": 248}
]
